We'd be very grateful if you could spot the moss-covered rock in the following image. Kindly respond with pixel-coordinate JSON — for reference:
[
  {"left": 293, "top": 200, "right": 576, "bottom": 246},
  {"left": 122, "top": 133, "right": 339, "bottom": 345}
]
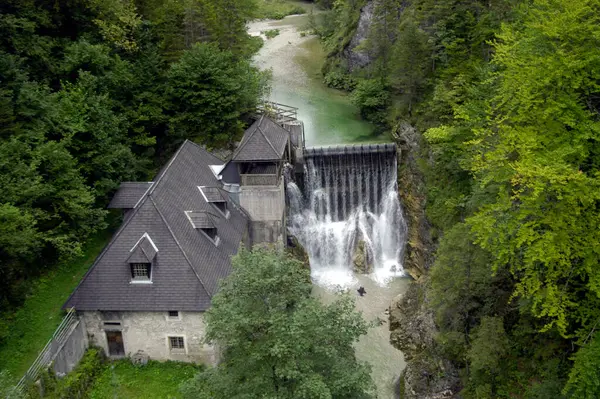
[{"left": 352, "top": 240, "right": 373, "bottom": 273}]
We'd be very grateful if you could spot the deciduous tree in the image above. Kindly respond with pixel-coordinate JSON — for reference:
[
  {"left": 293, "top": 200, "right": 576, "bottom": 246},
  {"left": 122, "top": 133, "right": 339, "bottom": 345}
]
[{"left": 181, "top": 248, "right": 375, "bottom": 399}]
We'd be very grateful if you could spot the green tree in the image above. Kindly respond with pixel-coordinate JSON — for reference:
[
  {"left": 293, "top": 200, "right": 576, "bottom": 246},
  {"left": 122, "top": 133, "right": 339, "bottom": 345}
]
[
  {"left": 467, "top": 316, "right": 510, "bottom": 395},
  {"left": 564, "top": 332, "right": 600, "bottom": 398},
  {"left": 166, "top": 43, "right": 267, "bottom": 148},
  {"left": 181, "top": 248, "right": 374, "bottom": 399},
  {"left": 351, "top": 79, "right": 389, "bottom": 124}
]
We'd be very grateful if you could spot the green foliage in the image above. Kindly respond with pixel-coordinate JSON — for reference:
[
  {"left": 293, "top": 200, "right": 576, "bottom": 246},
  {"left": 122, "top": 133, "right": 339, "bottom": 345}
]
[
  {"left": 29, "top": 348, "right": 106, "bottom": 399},
  {"left": 0, "top": 371, "right": 22, "bottom": 399},
  {"left": 420, "top": 0, "right": 600, "bottom": 395},
  {"left": 262, "top": 29, "right": 281, "bottom": 39},
  {"left": 181, "top": 247, "right": 375, "bottom": 398},
  {"left": 564, "top": 332, "right": 600, "bottom": 398},
  {"left": 467, "top": 317, "right": 509, "bottom": 382},
  {"left": 166, "top": 43, "right": 268, "bottom": 148},
  {"left": 320, "top": 0, "right": 600, "bottom": 395},
  {"left": 351, "top": 79, "right": 389, "bottom": 124},
  {"left": 323, "top": 71, "right": 356, "bottom": 91},
  {"left": 255, "top": 0, "right": 308, "bottom": 20}
]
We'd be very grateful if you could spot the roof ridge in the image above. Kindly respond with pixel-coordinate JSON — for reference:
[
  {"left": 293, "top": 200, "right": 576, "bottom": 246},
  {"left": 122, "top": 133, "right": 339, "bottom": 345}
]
[
  {"left": 147, "top": 140, "right": 191, "bottom": 197},
  {"left": 232, "top": 121, "right": 260, "bottom": 160},
  {"left": 183, "top": 140, "right": 225, "bottom": 164},
  {"left": 149, "top": 197, "right": 212, "bottom": 298},
  {"left": 256, "top": 124, "right": 280, "bottom": 158}
]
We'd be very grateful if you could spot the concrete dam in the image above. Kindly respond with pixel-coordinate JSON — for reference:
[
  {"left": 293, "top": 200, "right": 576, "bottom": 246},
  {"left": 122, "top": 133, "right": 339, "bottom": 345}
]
[{"left": 287, "top": 143, "right": 406, "bottom": 287}]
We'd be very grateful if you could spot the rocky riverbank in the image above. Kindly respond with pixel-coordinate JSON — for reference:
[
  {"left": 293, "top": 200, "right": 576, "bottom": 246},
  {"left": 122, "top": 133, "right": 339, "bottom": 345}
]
[
  {"left": 389, "top": 281, "right": 460, "bottom": 398},
  {"left": 391, "top": 121, "right": 460, "bottom": 397}
]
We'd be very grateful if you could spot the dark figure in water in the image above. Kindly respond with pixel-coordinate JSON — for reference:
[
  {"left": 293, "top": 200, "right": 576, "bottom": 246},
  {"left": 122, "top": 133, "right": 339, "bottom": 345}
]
[{"left": 357, "top": 286, "right": 366, "bottom": 296}]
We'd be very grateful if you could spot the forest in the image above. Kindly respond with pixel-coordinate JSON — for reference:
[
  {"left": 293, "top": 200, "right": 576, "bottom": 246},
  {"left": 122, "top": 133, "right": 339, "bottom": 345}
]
[{"left": 316, "top": 0, "right": 600, "bottom": 397}]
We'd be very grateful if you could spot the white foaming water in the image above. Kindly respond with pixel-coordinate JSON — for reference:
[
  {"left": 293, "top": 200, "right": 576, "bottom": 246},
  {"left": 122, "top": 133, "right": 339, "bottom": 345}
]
[{"left": 287, "top": 147, "right": 407, "bottom": 288}]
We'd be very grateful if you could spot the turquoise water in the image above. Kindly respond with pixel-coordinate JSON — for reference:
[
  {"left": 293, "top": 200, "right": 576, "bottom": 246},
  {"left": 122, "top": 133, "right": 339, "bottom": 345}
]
[{"left": 249, "top": 16, "right": 388, "bottom": 146}]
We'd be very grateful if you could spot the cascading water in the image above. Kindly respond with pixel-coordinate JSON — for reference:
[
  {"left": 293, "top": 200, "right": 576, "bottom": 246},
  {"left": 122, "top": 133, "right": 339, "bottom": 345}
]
[{"left": 287, "top": 144, "right": 407, "bottom": 288}]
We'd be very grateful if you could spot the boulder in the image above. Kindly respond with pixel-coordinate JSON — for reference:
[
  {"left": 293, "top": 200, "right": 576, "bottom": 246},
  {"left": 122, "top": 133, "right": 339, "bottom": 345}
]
[
  {"left": 131, "top": 350, "right": 149, "bottom": 365},
  {"left": 352, "top": 240, "right": 373, "bottom": 273}
]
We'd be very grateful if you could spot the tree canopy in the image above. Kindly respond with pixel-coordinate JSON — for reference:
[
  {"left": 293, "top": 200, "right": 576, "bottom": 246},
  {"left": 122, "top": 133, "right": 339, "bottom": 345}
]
[
  {"left": 318, "top": 0, "right": 600, "bottom": 395},
  {"left": 181, "top": 248, "right": 375, "bottom": 399}
]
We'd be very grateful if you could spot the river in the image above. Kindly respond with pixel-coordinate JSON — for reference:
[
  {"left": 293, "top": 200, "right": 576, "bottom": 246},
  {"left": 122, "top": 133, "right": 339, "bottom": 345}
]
[
  {"left": 248, "top": 10, "right": 410, "bottom": 399},
  {"left": 249, "top": 11, "right": 390, "bottom": 146}
]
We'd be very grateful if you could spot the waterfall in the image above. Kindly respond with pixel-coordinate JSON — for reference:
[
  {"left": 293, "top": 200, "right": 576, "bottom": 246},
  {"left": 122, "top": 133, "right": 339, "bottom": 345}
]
[{"left": 287, "top": 145, "right": 407, "bottom": 287}]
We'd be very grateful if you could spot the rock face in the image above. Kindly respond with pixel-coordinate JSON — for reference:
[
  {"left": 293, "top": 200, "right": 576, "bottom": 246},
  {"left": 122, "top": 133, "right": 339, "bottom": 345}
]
[
  {"left": 352, "top": 239, "right": 374, "bottom": 273},
  {"left": 286, "top": 236, "right": 310, "bottom": 269},
  {"left": 389, "top": 281, "right": 460, "bottom": 398},
  {"left": 394, "top": 121, "right": 432, "bottom": 279},
  {"left": 342, "top": 1, "right": 376, "bottom": 71}
]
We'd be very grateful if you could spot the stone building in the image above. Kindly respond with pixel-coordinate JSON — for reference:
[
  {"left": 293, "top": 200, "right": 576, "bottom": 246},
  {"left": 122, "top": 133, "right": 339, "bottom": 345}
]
[{"left": 63, "top": 115, "right": 303, "bottom": 363}]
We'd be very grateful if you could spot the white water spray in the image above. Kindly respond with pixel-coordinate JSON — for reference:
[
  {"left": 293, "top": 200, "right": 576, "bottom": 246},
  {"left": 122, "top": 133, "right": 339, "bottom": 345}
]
[{"left": 287, "top": 146, "right": 407, "bottom": 288}]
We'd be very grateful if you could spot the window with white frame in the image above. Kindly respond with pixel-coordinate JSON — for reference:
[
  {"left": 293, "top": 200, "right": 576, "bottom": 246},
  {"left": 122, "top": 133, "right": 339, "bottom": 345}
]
[
  {"left": 169, "top": 336, "right": 185, "bottom": 350},
  {"left": 167, "top": 311, "right": 180, "bottom": 320}
]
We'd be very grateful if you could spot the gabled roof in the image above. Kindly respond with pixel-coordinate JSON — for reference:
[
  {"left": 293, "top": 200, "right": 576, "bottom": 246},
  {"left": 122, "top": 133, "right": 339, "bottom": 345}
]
[
  {"left": 232, "top": 116, "right": 289, "bottom": 162},
  {"left": 126, "top": 234, "right": 158, "bottom": 263},
  {"left": 108, "top": 182, "right": 153, "bottom": 209},
  {"left": 64, "top": 141, "right": 249, "bottom": 312}
]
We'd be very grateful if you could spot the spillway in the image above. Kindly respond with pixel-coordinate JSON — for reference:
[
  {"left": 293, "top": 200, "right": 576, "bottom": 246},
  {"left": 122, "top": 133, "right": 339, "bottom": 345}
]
[{"left": 287, "top": 144, "right": 407, "bottom": 287}]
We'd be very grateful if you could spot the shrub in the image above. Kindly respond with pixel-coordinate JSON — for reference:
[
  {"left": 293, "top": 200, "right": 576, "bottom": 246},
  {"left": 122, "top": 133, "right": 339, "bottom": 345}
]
[
  {"left": 323, "top": 71, "right": 356, "bottom": 91},
  {"left": 351, "top": 79, "right": 390, "bottom": 124},
  {"left": 257, "top": 1, "right": 306, "bottom": 20},
  {"left": 262, "top": 29, "right": 280, "bottom": 39},
  {"left": 29, "top": 348, "right": 106, "bottom": 399}
]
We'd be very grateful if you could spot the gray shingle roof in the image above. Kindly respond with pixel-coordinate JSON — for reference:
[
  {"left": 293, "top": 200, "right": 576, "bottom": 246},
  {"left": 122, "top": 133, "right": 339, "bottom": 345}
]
[
  {"left": 232, "top": 116, "right": 289, "bottom": 161},
  {"left": 64, "top": 141, "right": 249, "bottom": 312},
  {"left": 108, "top": 182, "right": 153, "bottom": 209}
]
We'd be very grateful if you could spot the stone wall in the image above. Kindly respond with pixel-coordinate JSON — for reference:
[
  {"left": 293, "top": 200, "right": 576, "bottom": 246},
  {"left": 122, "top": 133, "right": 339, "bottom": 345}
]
[
  {"left": 81, "top": 311, "right": 215, "bottom": 364},
  {"left": 52, "top": 318, "right": 89, "bottom": 376},
  {"left": 239, "top": 176, "right": 286, "bottom": 246}
]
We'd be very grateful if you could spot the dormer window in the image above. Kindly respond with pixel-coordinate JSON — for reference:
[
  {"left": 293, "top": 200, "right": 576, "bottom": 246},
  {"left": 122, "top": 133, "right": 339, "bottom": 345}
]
[
  {"left": 127, "top": 233, "right": 157, "bottom": 284},
  {"left": 202, "top": 227, "right": 218, "bottom": 240},
  {"left": 185, "top": 211, "right": 221, "bottom": 246},
  {"left": 198, "top": 186, "right": 230, "bottom": 218},
  {"left": 131, "top": 262, "right": 151, "bottom": 280},
  {"left": 212, "top": 201, "right": 228, "bottom": 216}
]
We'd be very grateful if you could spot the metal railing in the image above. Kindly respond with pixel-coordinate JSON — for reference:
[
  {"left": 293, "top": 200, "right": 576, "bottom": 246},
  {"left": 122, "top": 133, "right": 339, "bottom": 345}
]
[
  {"left": 15, "top": 308, "right": 79, "bottom": 392},
  {"left": 257, "top": 101, "right": 298, "bottom": 123}
]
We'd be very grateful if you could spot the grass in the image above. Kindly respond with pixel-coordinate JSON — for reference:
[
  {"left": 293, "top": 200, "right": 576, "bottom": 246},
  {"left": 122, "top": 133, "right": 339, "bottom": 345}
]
[
  {"left": 88, "top": 360, "right": 202, "bottom": 399},
  {"left": 0, "top": 229, "right": 113, "bottom": 381},
  {"left": 255, "top": 0, "right": 311, "bottom": 20}
]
